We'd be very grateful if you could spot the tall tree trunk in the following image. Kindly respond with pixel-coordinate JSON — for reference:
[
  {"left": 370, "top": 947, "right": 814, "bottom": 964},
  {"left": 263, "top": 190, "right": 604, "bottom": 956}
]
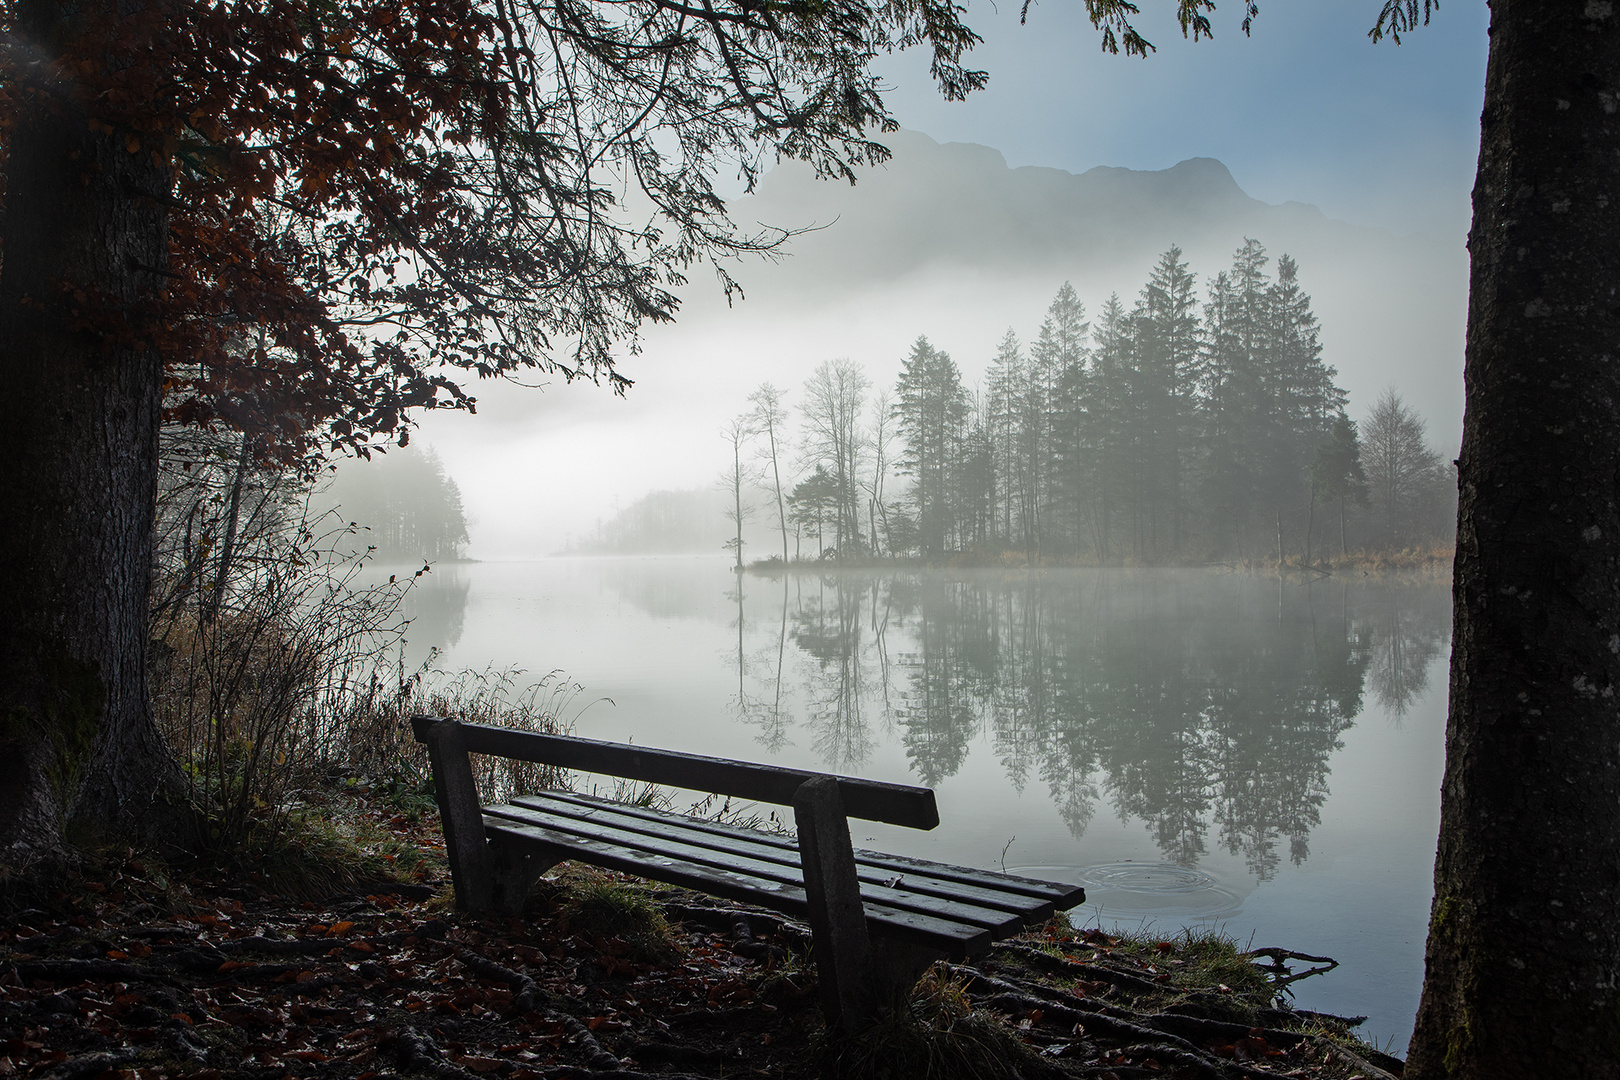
[
  {"left": 769, "top": 426, "right": 788, "bottom": 566},
  {"left": 205, "top": 433, "right": 254, "bottom": 624},
  {"left": 1407, "top": 3, "right": 1620, "bottom": 1076},
  {"left": 0, "top": 0, "right": 191, "bottom": 854},
  {"left": 1304, "top": 490, "right": 1314, "bottom": 569}
]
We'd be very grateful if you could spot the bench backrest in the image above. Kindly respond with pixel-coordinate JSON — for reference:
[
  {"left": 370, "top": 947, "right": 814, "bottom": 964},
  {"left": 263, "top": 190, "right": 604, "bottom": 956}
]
[{"left": 410, "top": 715, "right": 939, "bottom": 830}]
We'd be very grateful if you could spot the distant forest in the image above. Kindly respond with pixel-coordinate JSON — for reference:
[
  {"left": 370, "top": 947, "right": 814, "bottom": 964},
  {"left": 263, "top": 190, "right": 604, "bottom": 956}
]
[
  {"left": 321, "top": 446, "right": 471, "bottom": 562},
  {"left": 561, "top": 487, "right": 735, "bottom": 555},
  {"left": 698, "top": 240, "right": 1453, "bottom": 566}
]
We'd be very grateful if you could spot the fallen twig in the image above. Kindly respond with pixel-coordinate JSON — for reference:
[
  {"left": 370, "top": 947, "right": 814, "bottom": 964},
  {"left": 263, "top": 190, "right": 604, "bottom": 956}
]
[
  {"left": 1313, "top": 1036, "right": 1404, "bottom": 1080},
  {"left": 1242, "top": 946, "right": 1340, "bottom": 987}
]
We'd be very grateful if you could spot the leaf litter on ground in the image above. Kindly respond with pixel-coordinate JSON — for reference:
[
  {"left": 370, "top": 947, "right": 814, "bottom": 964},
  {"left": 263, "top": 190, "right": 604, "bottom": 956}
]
[{"left": 0, "top": 784, "right": 1405, "bottom": 1080}]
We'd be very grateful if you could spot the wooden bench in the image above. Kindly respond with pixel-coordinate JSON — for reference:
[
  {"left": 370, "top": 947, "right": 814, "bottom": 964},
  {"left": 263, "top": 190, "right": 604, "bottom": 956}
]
[{"left": 410, "top": 715, "right": 1085, "bottom": 1030}]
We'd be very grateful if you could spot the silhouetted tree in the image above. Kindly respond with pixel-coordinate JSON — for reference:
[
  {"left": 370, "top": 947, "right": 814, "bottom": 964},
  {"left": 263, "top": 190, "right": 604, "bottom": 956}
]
[
  {"left": 893, "top": 336, "right": 968, "bottom": 556},
  {"left": 801, "top": 359, "right": 869, "bottom": 554},
  {"left": 1132, "top": 246, "right": 1203, "bottom": 556},
  {"left": 1027, "top": 284, "right": 1090, "bottom": 554},
  {"left": 749, "top": 384, "right": 792, "bottom": 566},
  {"left": 788, "top": 467, "right": 840, "bottom": 558},
  {"left": 1309, "top": 414, "right": 1368, "bottom": 560},
  {"left": 0, "top": 0, "right": 988, "bottom": 852},
  {"left": 720, "top": 416, "right": 757, "bottom": 570},
  {"left": 1361, "top": 388, "right": 1447, "bottom": 549},
  {"left": 985, "top": 330, "right": 1027, "bottom": 543}
]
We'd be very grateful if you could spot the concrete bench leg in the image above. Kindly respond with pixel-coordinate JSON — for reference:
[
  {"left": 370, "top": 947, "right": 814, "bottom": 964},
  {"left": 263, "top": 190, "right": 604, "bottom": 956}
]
[
  {"left": 422, "top": 719, "right": 496, "bottom": 912},
  {"left": 793, "top": 776, "right": 876, "bottom": 1032},
  {"left": 490, "top": 839, "right": 561, "bottom": 915},
  {"left": 872, "top": 940, "right": 946, "bottom": 1002}
]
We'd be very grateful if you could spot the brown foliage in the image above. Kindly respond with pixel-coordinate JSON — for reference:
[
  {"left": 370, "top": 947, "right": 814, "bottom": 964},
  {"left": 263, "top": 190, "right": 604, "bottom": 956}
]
[{"left": 2, "top": 0, "right": 989, "bottom": 465}]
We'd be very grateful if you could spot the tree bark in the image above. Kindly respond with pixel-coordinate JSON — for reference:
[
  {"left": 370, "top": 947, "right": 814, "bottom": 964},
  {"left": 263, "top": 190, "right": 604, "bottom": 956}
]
[
  {"left": 0, "top": 0, "right": 192, "bottom": 855},
  {"left": 1407, "top": 3, "right": 1620, "bottom": 1076}
]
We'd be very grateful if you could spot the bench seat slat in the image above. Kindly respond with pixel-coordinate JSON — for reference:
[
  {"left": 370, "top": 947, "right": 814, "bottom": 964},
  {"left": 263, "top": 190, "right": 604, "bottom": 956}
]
[
  {"left": 506, "top": 792, "right": 1059, "bottom": 919},
  {"left": 481, "top": 803, "right": 1030, "bottom": 935},
  {"left": 846, "top": 851, "right": 1087, "bottom": 912},
  {"left": 485, "top": 819, "right": 993, "bottom": 955},
  {"left": 513, "top": 790, "right": 1084, "bottom": 908}
]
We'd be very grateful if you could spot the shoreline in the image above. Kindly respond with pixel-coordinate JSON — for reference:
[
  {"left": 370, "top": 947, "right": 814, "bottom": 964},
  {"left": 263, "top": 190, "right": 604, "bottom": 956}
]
[{"left": 739, "top": 548, "right": 1456, "bottom": 577}]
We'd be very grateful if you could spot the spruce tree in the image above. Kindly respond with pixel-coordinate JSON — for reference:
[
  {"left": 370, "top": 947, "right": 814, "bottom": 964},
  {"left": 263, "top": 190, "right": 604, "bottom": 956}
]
[
  {"left": 1027, "top": 284, "right": 1090, "bottom": 555},
  {"left": 1134, "top": 246, "right": 1202, "bottom": 556},
  {"left": 985, "top": 330, "right": 1026, "bottom": 545},
  {"left": 894, "top": 336, "right": 968, "bottom": 556},
  {"left": 1308, "top": 413, "right": 1368, "bottom": 559},
  {"left": 1073, "top": 294, "right": 1133, "bottom": 560}
]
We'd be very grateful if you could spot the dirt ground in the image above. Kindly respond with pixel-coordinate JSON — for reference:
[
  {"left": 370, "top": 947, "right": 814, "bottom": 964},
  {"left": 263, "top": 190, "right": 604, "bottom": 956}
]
[{"left": 0, "top": 790, "right": 1406, "bottom": 1080}]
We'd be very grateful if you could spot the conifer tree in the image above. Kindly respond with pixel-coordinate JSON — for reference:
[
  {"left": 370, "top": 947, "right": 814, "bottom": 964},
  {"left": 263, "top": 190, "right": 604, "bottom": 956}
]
[
  {"left": 894, "top": 336, "right": 968, "bottom": 556},
  {"left": 1198, "top": 267, "right": 1249, "bottom": 554},
  {"left": 1133, "top": 246, "right": 1202, "bottom": 555},
  {"left": 1026, "top": 284, "right": 1089, "bottom": 555},
  {"left": 324, "top": 445, "right": 470, "bottom": 561},
  {"left": 788, "top": 467, "right": 840, "bottom": 558},
  {"left": 1262, "top": 254, "right": 1346, "bottom": 536},
  {"left": 1058, "top": 294, "right": 1131, "bottom": 559},
  {"left": 985, "top": 330, "right": 1026, "bottom": 544},
  {"left": 1308, "top": 414, "right": 1368, "bottom": 559},
  {"left": 958, "top": 401, "right": 996, "bottom": 549}
]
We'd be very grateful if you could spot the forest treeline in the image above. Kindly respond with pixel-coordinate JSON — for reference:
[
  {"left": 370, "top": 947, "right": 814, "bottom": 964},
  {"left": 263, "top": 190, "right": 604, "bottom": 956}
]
[
  {"left": 705, "top": 240, "right": 1455, "bottom": 567},
  {"left": 321, "top": 446, "right": 471, "bottom": 562}
]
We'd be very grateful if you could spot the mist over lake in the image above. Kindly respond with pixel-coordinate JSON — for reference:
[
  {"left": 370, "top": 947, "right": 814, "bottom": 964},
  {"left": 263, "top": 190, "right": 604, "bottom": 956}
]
[{"left": 399, "top": 556, "right": 1449, "bottom": 1053}]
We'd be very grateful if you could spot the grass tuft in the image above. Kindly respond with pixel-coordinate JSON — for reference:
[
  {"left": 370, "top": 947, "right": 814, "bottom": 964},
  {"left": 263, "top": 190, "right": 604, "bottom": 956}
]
[
  {"left": 209, "top": 791, "right": 415, "bottom": 900},
  {"left": 824, "top": 964, "right": 1060, "bottom": 1080},
  {"left": 554, "top": 868, "right": 682, "bottom": 964},
  {"left": 1019, "top": 915, "right": 1278, "bottom": 1021}
]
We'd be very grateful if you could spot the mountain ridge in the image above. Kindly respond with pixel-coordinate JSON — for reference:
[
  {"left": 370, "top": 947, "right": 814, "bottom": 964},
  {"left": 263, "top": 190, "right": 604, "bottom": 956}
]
[{"left": 732, "top": 131, "right": 1408, "bottom": 296}]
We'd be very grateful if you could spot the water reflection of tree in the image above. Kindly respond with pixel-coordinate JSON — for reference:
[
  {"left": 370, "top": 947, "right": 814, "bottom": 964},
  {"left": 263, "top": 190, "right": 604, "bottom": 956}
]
[
  {"left": 890, "top": 575, "right": 1294, "bottom": 868},
  {"left": 748, "top": 576, "right": 794, "bottom": 752},
  {"left": 790, "top": 575, "right": 878, "bottom": 770},
  {"left": 893, "top": 588, "right": 981, "bottom": 785},
  {"left": 400, "top": 567, "right": 470, "bottom": 668},
  {"left": 745, "top": 569, "right": 1449, "bottom": 882},
  {"left": 1089, "top": 578, "right": 1214, "bottom": 866},
  {"left": 1361, "top": 583, "right": 1452, "bottom": 719},
  {"left": 730, "top": 573, "right": 799, "bottom": 754}
]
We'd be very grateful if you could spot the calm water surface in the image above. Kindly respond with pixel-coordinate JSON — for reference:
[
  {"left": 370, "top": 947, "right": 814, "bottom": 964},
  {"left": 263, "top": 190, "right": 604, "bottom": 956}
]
[{"left": 401, "top": 556, "right": 1450, "bottom": 1055}]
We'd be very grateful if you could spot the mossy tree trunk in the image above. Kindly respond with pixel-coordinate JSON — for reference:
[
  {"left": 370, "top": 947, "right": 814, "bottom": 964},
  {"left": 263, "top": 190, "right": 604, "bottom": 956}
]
[
  {"left": 1407, "top": 2, "right": 1620, "bottom": 1076},
  {"left": 0, "top": 0, "right": 192, "bottom": 855}
]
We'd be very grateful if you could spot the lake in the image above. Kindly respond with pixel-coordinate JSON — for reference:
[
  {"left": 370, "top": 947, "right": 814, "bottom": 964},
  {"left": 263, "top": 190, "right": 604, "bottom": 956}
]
[{"left": 399, "top": 556, "right": 1450, "bottom": 1055}]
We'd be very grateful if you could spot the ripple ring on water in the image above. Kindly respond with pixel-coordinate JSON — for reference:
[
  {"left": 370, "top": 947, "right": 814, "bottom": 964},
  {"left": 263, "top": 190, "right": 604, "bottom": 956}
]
[{"left": 1078, "top": 862, "right": 1216, "bottom": 895}]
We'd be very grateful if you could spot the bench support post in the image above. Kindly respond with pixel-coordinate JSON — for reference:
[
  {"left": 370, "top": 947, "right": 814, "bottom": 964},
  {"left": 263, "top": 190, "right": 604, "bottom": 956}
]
[
  {"left": 872, "top": 940, "right": 945, "bottom": 1001},
  {"left": 793, "top": 776, "right": 875, "bottom": 1032},
  {"left": 489, "top": 838, "right": 560, "bottom": 915},
  {"left": 419, "top": 718, "right": 496, "bottom": 912}
]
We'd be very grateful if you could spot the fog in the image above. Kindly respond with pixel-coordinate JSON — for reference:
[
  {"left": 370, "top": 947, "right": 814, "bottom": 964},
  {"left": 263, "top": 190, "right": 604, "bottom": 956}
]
[{"left": 405, "top": 10, "right": 1486, "bottom": 559}]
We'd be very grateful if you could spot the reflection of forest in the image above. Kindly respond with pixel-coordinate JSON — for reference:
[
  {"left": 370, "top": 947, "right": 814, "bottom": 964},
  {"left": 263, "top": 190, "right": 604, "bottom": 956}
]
[
  {"left": 731, "top": 570, "right": 1451, "bottom": 881},
  {"left": 397, "top": 567, "right": 470, "bottom": 667}
]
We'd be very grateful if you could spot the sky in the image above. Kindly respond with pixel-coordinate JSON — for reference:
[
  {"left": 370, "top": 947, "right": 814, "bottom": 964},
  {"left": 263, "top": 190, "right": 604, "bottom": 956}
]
[
  {"left": 407, "top": 2, "right": 1492, "bottom": 559},
  {"left": 880, "top": 1, "right": 1491, "bottom": 239}
]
